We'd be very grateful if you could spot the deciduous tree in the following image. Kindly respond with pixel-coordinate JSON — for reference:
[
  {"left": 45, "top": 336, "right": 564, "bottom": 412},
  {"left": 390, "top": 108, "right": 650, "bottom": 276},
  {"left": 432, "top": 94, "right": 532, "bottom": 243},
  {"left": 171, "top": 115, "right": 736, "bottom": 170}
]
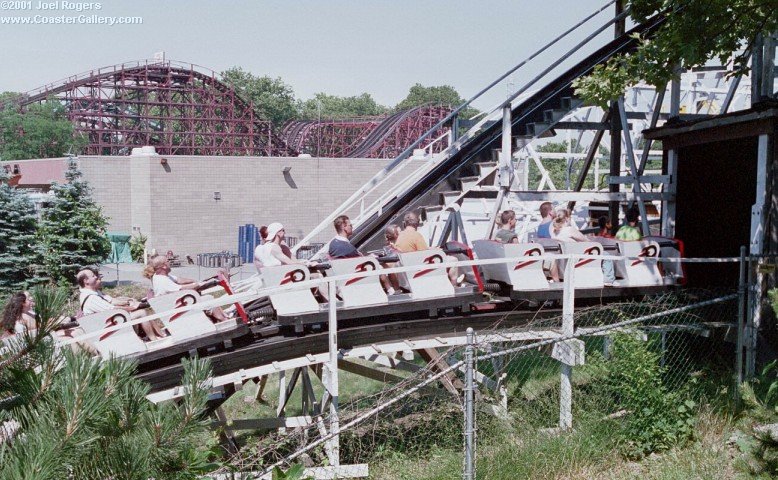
[
  {"left": 221, "top": 67, "right": 298, "bottom": 127},
  {"left": 297, "top": 92, "right": 388, "bottom": 120},
  {"left": 574, "top": 0, "right": 778, "bottom": 107},
  {"left": 395, "top": 84, "right": 479, "bottom": 119},
  {"left": 0, "top": 99, "right": 83, "bottom": 160}
]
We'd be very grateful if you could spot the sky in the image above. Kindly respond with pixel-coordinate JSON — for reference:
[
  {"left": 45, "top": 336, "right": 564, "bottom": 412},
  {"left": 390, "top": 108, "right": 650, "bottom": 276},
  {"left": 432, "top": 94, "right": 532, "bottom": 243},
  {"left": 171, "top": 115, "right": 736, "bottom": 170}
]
[{"left": 0, "top": 0, "right": 620, "bottom": 111}]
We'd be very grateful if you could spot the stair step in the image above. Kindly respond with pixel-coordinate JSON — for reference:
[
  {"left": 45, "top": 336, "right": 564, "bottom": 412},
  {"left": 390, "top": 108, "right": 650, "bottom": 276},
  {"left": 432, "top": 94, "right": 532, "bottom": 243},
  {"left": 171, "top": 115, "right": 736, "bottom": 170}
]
[
  {"left": 560, "top": 97, "right": 584, "bottom": 110},
  {"left": 420, "top": 205, "right": 444, "bottom": 222},
  {"left": 514, "top": 135, "right": 532, "bottom": 149},
  {"left": 526, "top": 122, "right": 556, "bottom": 137},
  {"left": 459, "top": 175, "right": 481, "bottom": 182},
  {"left": 462, "top": 188, "right": 499, "bottom": 199},
  {"left": 474, "top": 161, "right": 497, "bottom": 168},
  {"left": 439, "top": 190, "right": 462, "bottom": 205},
  {"left": 543, "top": 109, "right": 569, "bottom": 123},
  {"left": 459, "top": 175, "right": 481, "bottom": 190}
]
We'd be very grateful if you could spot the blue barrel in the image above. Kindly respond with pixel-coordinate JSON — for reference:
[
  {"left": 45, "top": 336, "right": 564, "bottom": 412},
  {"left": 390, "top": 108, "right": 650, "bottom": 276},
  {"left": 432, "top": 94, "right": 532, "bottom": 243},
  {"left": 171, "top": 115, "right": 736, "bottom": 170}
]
[{"left": 238, "top": 224, "right": 261, "bottom": 263}]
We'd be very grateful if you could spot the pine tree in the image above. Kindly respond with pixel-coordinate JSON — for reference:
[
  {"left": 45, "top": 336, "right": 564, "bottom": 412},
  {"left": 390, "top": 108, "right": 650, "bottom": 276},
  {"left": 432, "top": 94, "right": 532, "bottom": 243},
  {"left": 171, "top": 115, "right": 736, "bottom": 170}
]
[
  {"left": 0, "top": 287, "right": 221, "bottom": 479},
  {"left": 0, "top": 168, "right": 44, "bottom": 294},
  {"left": 38, "top": 159, "right": 111, "bottom": 285}
]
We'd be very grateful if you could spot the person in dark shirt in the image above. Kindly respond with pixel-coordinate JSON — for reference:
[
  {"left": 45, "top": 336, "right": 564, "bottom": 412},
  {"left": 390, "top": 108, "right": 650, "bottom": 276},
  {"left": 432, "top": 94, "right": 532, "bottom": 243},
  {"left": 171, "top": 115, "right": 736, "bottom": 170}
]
[
  {"left": 494, "top": 210, "right": 519, "bottom": 243},
  {"left": 328, "top": 215, "right": 360, "bottom": 258},
  {"left": 328, "top": 215, "right": 397, "bottom": 294},
  {"left": 597, "top": 216, "right": 614, "bottom": 238}
]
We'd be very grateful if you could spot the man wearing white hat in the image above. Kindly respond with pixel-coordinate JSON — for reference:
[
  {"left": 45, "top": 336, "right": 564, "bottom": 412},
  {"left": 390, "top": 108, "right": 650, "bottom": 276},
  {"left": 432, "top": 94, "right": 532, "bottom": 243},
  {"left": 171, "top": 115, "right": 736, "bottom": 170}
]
[{"left": 255, "top": 222, "right": 292, "bottom": 269}]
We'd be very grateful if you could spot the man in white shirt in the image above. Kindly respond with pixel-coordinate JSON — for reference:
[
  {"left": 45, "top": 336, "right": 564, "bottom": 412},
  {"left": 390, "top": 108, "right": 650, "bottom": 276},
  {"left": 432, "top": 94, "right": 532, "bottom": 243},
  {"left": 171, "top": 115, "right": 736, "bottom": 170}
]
[
  {"left": 76, "top": 268, "right": 165, "bottom": 341},
  {"left": 147, "top": 256, "right": 229, "bottom": 322}
]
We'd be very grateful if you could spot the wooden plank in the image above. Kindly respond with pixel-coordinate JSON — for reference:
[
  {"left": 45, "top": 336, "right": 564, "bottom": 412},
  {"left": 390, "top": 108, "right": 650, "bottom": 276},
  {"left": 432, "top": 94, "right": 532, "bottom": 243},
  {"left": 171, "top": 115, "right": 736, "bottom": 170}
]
[
  {"left": 210, "top": 415, "right": 314, "bottom": 431},
  {"left": 510, "top": 191, "right": 671, "bottom": 201},
  {"left": 339, "top": 359, "right": 407, "bottom": 384},
  {"left": 419, "top": 348, "right": 463, "bottom": 396}
]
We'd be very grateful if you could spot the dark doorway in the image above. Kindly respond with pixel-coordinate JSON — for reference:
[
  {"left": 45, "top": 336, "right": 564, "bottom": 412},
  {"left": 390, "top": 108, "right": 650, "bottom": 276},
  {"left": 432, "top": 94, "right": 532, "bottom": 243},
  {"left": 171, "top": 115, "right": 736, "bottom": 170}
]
[{"left": 673, "top": 136, "right": 758, "bottom": 287}]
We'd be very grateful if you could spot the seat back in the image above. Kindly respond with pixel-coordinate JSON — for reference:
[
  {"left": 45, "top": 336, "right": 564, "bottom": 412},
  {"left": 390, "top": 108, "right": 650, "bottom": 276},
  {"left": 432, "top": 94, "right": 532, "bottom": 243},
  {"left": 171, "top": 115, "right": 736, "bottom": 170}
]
[
  {"left": 473, "top": 240, "right": 549, "bottom": 291},
  {"left": 260, "top": 264, "right": 320, "bottom": 315},
  {"left": 446, "top": 241, "right": 484, "bottom": 291},
  {"left": 396, "top": 249, "right": 455, "bottom": 300},
  {"left": 329, "top": 255, "right": 388, "bottom": 308},
  {"left": 147, "top": 290, "right": 217, "bottom": 341},
  {"left": 78, "top": 310, "right": 147, "bottom": 358},
  {"left": 616, "top": 240, "right": 663, "bottom": 286},
  {"left": 473, "top": 240, "right": 509, "bottom": 283},
  {"left": 559, "top": 242, "right": 605, "bottom": 289},
  {"left": 645, "top": 236, "right": 685, "bottom": 284},
  {"left": 504, "top": 243, "right": 550, "bottom": 291}
]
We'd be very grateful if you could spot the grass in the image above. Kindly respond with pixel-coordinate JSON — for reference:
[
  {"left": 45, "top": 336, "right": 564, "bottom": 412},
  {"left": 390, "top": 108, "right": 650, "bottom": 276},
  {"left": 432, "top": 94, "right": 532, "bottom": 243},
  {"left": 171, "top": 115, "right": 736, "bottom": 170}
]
[
  {"left": 217, "top": 358, "right": 408, "bottom": 447},
  {"left": 370, "top": 406, "right": 752, "bottom": 480}
]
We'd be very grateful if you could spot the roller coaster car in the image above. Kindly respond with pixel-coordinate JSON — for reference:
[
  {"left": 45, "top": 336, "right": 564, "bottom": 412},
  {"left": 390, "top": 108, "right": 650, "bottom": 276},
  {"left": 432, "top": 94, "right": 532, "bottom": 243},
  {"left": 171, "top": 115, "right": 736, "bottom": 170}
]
[
  {"left": 472, "top": 236, "right": 685, "bottom": 301},
  {"left": 262, "top": 250, "right": 485, "bottom": 332},
  {"left": 78, "top": 310, "right": 172, "bottom": 359}
]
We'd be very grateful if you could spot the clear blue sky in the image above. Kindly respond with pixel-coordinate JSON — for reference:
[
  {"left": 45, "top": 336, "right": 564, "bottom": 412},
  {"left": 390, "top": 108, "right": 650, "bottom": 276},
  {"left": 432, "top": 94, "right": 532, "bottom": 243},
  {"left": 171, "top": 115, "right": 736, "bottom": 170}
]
[{"left": 0, "top": 0, "right": 619, "bottom": 110}]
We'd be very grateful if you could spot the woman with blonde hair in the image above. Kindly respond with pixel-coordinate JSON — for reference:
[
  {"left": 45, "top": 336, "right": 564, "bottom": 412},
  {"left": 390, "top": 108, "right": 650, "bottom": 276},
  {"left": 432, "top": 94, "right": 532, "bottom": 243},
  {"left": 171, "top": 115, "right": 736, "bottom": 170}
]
[{"left": 551, "top": 209, "right": 588, "bottom": 242}]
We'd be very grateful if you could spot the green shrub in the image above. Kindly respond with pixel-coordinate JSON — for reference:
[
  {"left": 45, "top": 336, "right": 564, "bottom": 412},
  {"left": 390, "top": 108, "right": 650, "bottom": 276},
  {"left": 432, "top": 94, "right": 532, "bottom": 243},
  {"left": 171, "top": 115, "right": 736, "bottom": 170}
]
[
  {"left": 129, "top": 232, "right": 148, "bottom": 263},
  {"left": 604, "top": 333, "right": 697, "bottom": 458}
]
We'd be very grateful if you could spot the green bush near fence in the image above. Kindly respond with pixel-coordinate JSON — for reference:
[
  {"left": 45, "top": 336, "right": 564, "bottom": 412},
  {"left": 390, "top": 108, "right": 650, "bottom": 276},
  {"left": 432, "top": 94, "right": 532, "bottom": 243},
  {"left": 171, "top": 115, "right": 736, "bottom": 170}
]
[{"left": 603, "top": 333, "right": 698, "bottom": 458}]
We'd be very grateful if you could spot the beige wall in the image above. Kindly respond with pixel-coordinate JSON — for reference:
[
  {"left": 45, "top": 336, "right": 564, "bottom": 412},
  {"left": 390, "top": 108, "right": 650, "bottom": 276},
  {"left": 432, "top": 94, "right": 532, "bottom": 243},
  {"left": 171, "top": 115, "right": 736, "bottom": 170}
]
[{"left": 78, "top": 154, "right": 422, "bottom": 258}]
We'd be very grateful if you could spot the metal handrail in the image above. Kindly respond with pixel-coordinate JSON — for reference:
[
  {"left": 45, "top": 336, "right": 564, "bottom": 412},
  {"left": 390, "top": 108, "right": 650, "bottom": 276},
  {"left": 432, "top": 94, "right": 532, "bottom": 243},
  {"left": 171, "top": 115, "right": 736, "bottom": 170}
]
[{"left": 293, "top": 1, "right": 622, "bottom": 252}]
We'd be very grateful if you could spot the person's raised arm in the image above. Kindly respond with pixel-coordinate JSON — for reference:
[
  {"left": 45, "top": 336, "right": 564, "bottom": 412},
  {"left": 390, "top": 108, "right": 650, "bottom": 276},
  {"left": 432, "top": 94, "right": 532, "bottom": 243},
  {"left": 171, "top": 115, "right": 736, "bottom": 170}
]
[{"left": 270, "top": 243, "right": 299, "bottom": 265}]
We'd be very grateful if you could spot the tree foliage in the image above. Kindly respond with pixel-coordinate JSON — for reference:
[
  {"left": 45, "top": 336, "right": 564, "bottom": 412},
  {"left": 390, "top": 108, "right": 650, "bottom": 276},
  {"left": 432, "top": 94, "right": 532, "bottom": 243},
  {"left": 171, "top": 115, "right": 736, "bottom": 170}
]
[
  {"left": 221, "top": 67, "right": 298, "bottom": 127},
  {"left": 574, "top": 0, "right": 778, "bottom": 107},
  {"left": 395, "top": 83, "right": 479, "bottom": 119},
  {"left": 0, "top": 169, "right": 44, "bottom": 294},
  {"left": 38, "top": 159, "right": 110, "bottom": 285},
  {"left": 297, "top": 92, "right": 388, "bottom": 120},
  {"left": 0, "top": 99, "right": 83, "bottom": 160},
  {"left": 0, "top": 288, "right": 219, "bottom": 479}
]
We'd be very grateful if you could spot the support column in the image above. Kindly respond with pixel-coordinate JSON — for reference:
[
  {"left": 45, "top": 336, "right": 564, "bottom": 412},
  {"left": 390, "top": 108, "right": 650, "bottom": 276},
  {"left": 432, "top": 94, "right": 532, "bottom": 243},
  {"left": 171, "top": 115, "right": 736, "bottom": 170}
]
[
  {"left": 326, "top": 280, "right": 340, "bottom": 466},
  {"left": 662, "top": 77, "right": 681, "bottom": 237},
  {"left": 500, "top": 105, "right": 513, "bottom": 188},
  {"left": 559, "top": 259, "right": 575, "bottom": 430},
  {"left": 617, "top": 97, "right": 650, "bottom": 234},
  {"left": 609, "top": 0, "right": 626, "bottom": 224},
  {"left": 487, "top": 106, "right": 512, "bottom": 240},
  {"left": 608, "top": 102, "right": 622, "bottom": 225},
  {"left": 747, "top": 134, "right": 771, "bottom": 379},
  {"left": 463, "top": 328, "right": 475, "bottom": 480}
]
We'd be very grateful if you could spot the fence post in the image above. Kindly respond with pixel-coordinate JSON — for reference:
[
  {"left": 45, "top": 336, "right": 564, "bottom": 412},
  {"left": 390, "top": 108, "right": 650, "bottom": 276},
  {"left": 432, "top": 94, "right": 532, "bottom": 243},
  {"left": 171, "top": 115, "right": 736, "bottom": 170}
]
[
  {"left": 736, "top": 246, "right": 747, "bottom": 404},
  {"left": 746, "top": 252, "right": 757, "bottom": 380},
  {"left": 326, "top": 280, "right": 340, "bottom": 466},
  {"left": 463, "top": 327, "right": 475, "bottom": 480},
  {"left": 560, "top": 257, "right": 575, "bottom": 430}
]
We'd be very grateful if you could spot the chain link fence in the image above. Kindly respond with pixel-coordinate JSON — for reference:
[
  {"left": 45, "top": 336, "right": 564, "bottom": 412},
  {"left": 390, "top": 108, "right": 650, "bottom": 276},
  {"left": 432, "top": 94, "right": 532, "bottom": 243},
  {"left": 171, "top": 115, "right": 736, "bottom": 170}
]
[{"left": 211, "top": 283, "right": 746, "bottom": 479}]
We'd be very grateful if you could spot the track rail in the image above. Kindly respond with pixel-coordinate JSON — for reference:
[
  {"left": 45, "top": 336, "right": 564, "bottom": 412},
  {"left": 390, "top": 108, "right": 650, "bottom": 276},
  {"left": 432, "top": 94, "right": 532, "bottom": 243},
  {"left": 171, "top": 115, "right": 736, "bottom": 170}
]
[{"left": 137, "top": 307, "right": 561, "bottom": 392}]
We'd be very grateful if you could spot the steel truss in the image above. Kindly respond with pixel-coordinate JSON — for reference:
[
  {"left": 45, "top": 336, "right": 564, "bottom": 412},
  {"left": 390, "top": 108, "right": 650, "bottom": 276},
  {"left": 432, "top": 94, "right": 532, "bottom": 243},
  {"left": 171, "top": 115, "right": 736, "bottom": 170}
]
[
  {"left": 280, "top": 105, "right": 452, "bottom": 158},
  {"left": 13, "top": 59, "right": 296, "bottom": 156}
]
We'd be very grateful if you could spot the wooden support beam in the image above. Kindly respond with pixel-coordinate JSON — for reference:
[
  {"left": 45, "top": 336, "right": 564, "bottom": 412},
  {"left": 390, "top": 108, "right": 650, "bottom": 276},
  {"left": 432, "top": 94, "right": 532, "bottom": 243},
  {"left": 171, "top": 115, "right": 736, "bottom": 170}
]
[
  {"left": 211, "top": 415, "right": 314, "bottom": 431},
  {"left": 339, "top": 359, "right": 407, "bottom": 384},
  {"left": 419, "top": 348, "right": 464, "bottom": 396},
  {"left": 213, "top": 406, "right": 240, "bottom": 454}
]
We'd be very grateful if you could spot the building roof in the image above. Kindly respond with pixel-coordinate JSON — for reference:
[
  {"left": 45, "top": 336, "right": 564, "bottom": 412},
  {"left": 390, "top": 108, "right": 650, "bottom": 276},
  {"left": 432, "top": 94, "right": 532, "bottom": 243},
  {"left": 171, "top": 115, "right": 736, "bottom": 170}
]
[
  {"left": 0, "top": 158, "right": 68, "bottom": 187},
  {"left": 643, "top": 99, "right": 778, "bottom": 149}
]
